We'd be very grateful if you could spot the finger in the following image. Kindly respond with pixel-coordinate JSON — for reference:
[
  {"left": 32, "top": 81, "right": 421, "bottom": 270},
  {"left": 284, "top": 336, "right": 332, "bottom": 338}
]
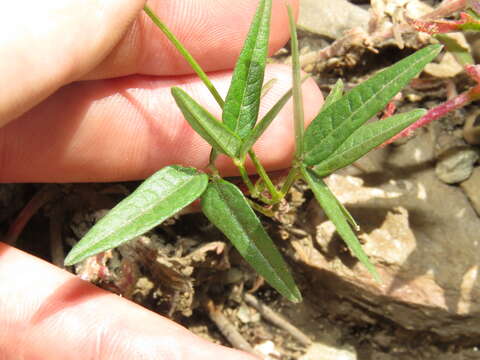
[
  {"left": 86, "top": 0, "right": 299, "bottom": 79},
  {"left": 0, "top": 243, "right": 258, "bottom": 360},
  {"left": 0, "top": 0, "right": 298, "bottom": 127},
  {"left": 0, "top": 0, "right": 146, "bottom": 126},
  {"left": 0, "top": 65, "right": 323, "bottom": 182}
]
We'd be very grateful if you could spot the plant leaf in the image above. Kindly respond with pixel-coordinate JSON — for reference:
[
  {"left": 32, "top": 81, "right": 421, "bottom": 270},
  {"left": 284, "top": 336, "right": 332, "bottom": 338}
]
[
  {"left": 201, "top": 179, "right": 302, "bottom": 302},
  {"left": 303, "top": 44, "right": 442, "bottom": 166},
  {"left": 322, "top": 79, "right": 344, "bottom": 110},
  {"left": 64, "top": 166, "right": 208, "bottom": 266},
  {"left": 301, "top": 166, "right": 380, "bottom": 281},
  {"left": 172, "top": 87, "right": 242, "bottom": 158},
  {"left": 312, "top": 109, "right": 426, "bottom": 176},
  {"left": 222, "top": 0, "right": 272, "bottom": 138},
  {"left": 261, "top": 78, "right": 277, "bottom": 99}
]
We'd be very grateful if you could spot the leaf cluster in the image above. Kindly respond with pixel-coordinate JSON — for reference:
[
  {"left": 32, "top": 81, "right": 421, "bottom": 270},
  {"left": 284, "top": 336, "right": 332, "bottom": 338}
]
[{"left": 65, "top": 1, "right": 441, "bottom": 302}]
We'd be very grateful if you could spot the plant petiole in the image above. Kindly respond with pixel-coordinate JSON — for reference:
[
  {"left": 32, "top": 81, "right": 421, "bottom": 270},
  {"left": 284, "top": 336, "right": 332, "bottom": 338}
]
[
  {"left": 234, "top": 158, "right": 259, "bottom": 198},
  {"left": 248, "top": 150, "right": 282, "bottom": 202},
  {"left": 287, "top": 5, "right": 305, "bottom": 162},
  {"left": 143, "top": 5, "right": 224, "bottom": 109},
  {"left": 279, "top": 166, "right": 300, "bottom": 197},
  {"left": 247, "top": 199, "right": 275, "bottom": 217}
]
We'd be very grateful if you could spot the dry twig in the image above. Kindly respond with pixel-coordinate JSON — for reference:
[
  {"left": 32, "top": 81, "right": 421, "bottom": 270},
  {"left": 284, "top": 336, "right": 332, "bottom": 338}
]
[
  {"left": 244, "top": 293, "right": 312, "bottom": 346},
  {"left": 204, "top": 299, "right": 260, "bottom": 357}
]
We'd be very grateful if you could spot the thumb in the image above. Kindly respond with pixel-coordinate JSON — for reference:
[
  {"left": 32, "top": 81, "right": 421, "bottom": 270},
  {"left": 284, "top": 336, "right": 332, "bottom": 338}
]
[
  {"left": 0, "top": 242, "right": 257, "bottom": 360},
  {"left": 0, "top": 0, "right": 146, "bottom": 126}
]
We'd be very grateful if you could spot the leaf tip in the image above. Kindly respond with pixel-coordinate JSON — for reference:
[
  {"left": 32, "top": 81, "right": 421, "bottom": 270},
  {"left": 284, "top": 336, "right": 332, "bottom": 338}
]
[
  {"left": 170, "top": 86, "right": 182, "bottom": 96},
  {"left": 287, "top": 287, "right": 303, "bottom": 303},
  {"left": 63, "top": 250, "right": 81, "bottom": 267}
]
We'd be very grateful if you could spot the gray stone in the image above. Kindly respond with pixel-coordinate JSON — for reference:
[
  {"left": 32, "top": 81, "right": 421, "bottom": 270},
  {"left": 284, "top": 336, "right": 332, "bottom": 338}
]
[
  {"left": 291, "top": 128, "right": 480, "bottom": 340},
  {"left": 461, "top": 167, "right": 480, "bottom": 216},
  {"left": 435, "top": 147, "right": 479, "bottom": 184},
  {"left": 298, "top": 0, "right": 370, "bottom": 40}
]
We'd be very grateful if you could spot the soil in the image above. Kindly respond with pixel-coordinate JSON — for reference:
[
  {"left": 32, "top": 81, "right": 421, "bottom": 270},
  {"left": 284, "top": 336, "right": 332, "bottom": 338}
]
[{"left": 3, "top": 1, "right": 480, "bottom": 359}]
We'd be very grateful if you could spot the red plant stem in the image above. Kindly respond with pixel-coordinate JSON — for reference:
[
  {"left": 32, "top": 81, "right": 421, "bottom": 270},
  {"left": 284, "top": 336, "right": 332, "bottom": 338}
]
[
  {"left": 422, "top": 0, "right": 468, "bottom": 20},
  {"left": 384, "top": 89, "right": 474, "bottom": 145},
  {"left": 381, "top": 101, "right": 397, "bottom": 120}
]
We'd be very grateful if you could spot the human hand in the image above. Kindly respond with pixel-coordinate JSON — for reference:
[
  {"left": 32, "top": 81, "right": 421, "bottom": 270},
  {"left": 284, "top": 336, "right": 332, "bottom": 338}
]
[{"left": 0, "top": 0, "right": 323, "bottom": 358}]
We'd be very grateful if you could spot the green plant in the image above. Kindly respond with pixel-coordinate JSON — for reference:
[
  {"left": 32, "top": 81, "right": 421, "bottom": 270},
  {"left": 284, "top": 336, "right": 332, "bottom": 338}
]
[{"left": 64, "top": 0, "right": 441, "bottom": 302}]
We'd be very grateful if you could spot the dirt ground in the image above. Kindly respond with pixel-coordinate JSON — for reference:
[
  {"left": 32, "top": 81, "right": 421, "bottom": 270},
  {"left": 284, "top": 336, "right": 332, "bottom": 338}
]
[{"left": 3, "top": 0, "right": 480, "bottom": 359}]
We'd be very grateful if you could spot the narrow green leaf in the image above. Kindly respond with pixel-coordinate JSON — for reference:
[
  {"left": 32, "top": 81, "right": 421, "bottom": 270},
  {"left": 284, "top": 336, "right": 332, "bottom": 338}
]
[
  {"left": 288, "top": 5, "right": 305, "bottom": 160},
  {"left": 322, "top": 79, "right": 344, "bottom": 110},
  {"left": 261, "top": 78, "right": 277, "bottom": 99},
  {"left": 201, "top": 179, "right": 302, "bottom": 302},
  {"left": 172, "top": 87, "right": 242, "bottom": 158},
  {"left": 303, "top": 44, "right": 442, "bottom": 166},
  {"left": 222, "top": 0, "right": 272, "bottom": 138},
  {"left": 64, "top": 166, "right": 208, "bottom": 266},
  {"left": 301, "top": 166, "right": 380, "bottom": 281},
  {"left": 312, "top": 109, "right": 426, "bottom": 177},
  {"left": 143, "top": 5, "right": 224, "bottom": 108},
  {"left": 239, "top": 76, "right": 309, "bottom": 157}
]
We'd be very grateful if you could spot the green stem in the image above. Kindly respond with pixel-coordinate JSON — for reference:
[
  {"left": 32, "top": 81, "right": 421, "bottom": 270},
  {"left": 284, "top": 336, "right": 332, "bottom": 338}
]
[
  {"left": 248, "top": 199, "right": 274, "bottom": 217},
  {"left": 208, "top": 162, "right": 221, "bottom": 179},
  {"left": 143, "top": 5, "right": 224, "bottom": 109},
  {"left": 248, "top": 150, "right": 281, "bottom": 201},
  {"left": 235, "top": 160, "right": 258, "bottom": 198},
  {"left": 279, "top": 166, "right": 300, "bottom": 197},
  {"left": 287, "top": 5, "right": 305, "bottom": 161},
  {"left": 209, "top": 149, "right": 219, "bottom": 168}
]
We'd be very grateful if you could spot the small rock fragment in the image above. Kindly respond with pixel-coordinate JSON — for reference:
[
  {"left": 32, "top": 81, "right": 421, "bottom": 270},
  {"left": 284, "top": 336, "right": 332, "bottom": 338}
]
[
  {"left": 299, "top": 343, "right": 357, "bottom": 360},
  {"left": 435, "top": 148, "right": 479, "bottom": 184},
  {"left": 236, "top": 303, "right": 260, "bottom": 324},
  {"left": 253, "top": 341, "right": 281, "bottom": 360}
]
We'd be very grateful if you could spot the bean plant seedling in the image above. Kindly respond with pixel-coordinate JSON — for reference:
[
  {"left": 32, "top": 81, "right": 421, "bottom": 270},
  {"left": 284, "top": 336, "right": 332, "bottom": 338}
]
[{"left": 64, "top": 0, "right": 441, "bottom": 302}]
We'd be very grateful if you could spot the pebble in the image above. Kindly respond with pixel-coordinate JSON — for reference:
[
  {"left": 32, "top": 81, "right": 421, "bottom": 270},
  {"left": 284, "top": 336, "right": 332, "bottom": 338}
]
[
  {"left": 435, "top": 148, "right": 479, "bottom": 184},
  {"left": 299, "top": 343, "right": 357, "bottom": 360},
  {"left": 236, "top": 303, "right": 260, "bottom": 324}
]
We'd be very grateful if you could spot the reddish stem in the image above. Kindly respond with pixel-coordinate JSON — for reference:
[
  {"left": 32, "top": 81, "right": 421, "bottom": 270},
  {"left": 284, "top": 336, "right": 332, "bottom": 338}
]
[
  {"left": 3, "top": 185, "right": 60, "bottom": 245},
  {"left": 384, "top": 89, "right": 475, "bottom": 145},
  {"left": 422, "top": 0, "right": 468, "bottom": 20}
]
